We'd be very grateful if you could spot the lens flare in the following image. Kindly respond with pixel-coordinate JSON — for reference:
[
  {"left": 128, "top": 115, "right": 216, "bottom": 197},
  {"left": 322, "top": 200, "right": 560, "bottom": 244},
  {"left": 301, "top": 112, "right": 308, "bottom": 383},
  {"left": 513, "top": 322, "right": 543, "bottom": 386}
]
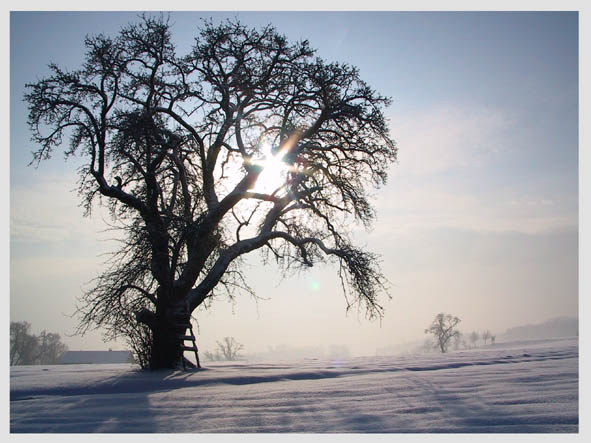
[{"left": 309, "top": 280, "right": 321, "bottom": 292}]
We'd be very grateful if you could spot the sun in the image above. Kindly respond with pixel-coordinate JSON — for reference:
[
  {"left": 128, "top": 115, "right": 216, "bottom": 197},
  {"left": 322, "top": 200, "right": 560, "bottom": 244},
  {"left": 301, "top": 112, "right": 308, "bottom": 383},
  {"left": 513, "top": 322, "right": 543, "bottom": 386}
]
[{"left": 251, "top": 145, "right": 291, "bottom": 194}]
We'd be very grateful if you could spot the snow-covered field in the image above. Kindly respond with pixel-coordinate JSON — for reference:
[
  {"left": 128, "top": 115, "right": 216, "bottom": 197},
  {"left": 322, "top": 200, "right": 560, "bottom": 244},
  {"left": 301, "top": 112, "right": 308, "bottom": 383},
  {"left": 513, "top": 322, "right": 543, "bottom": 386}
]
[{"left": 10, "top": 337, "right": 578, "bottom": 433}]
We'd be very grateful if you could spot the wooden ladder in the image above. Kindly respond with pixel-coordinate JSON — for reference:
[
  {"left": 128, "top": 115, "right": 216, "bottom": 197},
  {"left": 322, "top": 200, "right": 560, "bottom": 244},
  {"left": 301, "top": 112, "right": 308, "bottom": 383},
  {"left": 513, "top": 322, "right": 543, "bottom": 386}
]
[{"left": 179, "top": 323, "right": 201, "bottom": 370}]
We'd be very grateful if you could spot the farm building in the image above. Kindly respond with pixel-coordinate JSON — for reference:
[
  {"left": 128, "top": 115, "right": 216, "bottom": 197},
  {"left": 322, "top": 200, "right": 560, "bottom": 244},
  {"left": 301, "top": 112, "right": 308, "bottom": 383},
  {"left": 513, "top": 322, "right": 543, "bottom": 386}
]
[{"left": 60, "top": 350, "right": 134, "bottom": 364}]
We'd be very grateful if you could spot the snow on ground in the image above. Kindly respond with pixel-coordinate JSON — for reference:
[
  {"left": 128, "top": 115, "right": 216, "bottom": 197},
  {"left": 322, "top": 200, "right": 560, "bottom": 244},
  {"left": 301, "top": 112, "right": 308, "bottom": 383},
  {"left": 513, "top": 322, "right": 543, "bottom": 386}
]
[{"left": 10, "top": 337, "right": 578, "bottom": 433}]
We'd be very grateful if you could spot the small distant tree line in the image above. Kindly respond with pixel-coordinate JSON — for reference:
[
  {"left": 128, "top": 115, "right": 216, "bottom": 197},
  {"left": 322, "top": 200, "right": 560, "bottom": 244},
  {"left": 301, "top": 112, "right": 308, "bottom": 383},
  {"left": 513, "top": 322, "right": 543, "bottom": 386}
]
[
  {"left": 10, "top": 321, "right": 68, "bottom": 366},
  {"left": 424, "top": 313, "right": 496, "bottom": 353}
]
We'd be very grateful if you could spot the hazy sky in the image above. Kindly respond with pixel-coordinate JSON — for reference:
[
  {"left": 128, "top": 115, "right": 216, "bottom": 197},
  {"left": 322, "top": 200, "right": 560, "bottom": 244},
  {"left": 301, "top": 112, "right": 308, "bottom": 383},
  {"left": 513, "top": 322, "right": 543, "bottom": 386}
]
[{"left": 9, "top": 11, "right": 579, "bottom": 356}]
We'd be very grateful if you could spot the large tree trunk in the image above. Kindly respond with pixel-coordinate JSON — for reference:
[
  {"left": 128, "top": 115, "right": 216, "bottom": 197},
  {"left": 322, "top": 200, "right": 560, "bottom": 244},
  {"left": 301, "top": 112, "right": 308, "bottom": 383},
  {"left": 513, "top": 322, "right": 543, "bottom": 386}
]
[
  {"left": 150, "top": 319, "right": 184, "bottom": 370},
  {"left": 141, "top": 287, "right": 194, "bottom": 370}
]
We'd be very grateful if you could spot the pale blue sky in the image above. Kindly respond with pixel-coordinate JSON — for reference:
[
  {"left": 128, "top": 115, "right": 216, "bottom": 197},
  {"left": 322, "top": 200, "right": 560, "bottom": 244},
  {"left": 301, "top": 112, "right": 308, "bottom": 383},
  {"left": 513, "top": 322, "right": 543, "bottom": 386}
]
[{"left": 9, "top": 11, "right": 579, "bottom": 355}]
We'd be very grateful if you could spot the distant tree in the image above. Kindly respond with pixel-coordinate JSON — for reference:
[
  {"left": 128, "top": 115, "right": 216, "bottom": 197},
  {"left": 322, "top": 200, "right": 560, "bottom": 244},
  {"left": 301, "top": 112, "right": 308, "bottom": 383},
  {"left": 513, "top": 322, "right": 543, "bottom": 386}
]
[
  {"left": 203, "top": 337, "right": 244, "bottom": 361},
  {"left": 10, "top": 321, "right": 38, "bottom": 365},
  {"left": 10, "top": 322, "right": 68, "bottom": 365},
  {"left": 469, "top": 331, "right": 480, "bottom": 348},
  {"left": 216, "top": 337, "right": 245, "bottom": 361},
  {"left": 24, "top": 15, "right": 396, "bottom": 370},
  {"left": 490, "top": 335, "right": 496, "bottom": 345},
  {"left": 424, "top": 313, "right": 461, "bottom": 353},
  {"left": 482, "top": 330, "right": 492, "bottom": 345},
  {"left": 37, "top": 331, "right": 69, "bottom": 364}
]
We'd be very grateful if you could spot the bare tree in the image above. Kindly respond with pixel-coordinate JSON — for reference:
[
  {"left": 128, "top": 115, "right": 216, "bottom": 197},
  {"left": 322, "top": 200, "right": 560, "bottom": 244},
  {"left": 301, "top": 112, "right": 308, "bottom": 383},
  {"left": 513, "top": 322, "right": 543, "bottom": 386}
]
[
  {"left": 10, "top": 322, "right": 68, "bottom": 365},
  {"left": 482, "top": 329, "right": 491, "bottom": 345},
  {"left": 424, "top": 313, "right": 461, "bottom": 353},
  {"left": 216, "top": 337, "right": 245, "bottom": 361},
  {"left": 469, "top": 331, "right": 480, "bottom": 348},
  {"left": 10, "top": 321, "right": 38, "bottom": 365},
  {"left": 37, "top": 331, "right": 69, "bottom": 364},
  {"left": 24, "top": 16, "right": 396, "bottom": 370}
]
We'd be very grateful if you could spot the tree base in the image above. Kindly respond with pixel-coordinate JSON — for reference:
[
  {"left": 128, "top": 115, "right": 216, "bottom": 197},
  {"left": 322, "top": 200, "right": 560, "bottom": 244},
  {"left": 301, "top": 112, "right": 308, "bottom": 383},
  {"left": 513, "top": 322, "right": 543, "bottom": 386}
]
[{"left": 181, "top": 357, "right": 197, "bottom": 370}]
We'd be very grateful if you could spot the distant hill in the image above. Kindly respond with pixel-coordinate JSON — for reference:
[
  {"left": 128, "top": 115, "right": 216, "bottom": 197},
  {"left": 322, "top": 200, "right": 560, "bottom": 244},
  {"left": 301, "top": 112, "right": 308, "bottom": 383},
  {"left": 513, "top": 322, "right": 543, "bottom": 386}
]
[{"left": 500, "top": 317, "right": 578, "bottom": 342}]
